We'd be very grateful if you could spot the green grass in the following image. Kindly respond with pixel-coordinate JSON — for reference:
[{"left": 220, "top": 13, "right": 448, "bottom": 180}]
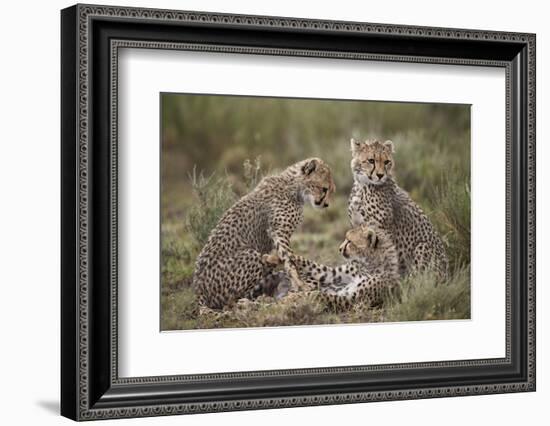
[
  {"left": 160, "top": 95, "right": 471, "bottom": 330},
  {"left": 159, "top": 267, "right": 470, "bottom": 330},
  {"left": 384, "top": 267, "right": 471, "bottom": 322},
  {"left": 185, "top": 167, "right": 237, "bottom": 248},
  {"left": 432, "top": 175, "right": 471, "bottom": 270}
]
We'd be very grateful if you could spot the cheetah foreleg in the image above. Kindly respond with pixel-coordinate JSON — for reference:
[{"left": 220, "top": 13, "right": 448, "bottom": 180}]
[{"left": 269, "top": 233, "right": 308, "bottom": 292}]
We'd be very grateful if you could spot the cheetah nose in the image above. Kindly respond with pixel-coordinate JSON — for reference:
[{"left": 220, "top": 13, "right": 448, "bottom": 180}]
[{"left": 376, "top": 173, "right": 384, "bottom": 180}]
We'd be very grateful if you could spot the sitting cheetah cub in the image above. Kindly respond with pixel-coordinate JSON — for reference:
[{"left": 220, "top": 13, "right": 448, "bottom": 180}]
[
  {"left": 292, "top": 224, "right": 399, "bottom": 310},
  {"left": 348, "top": 138, "right": 448, "bottom": 279},
  {"left": 194, "top": 158, "right": 336, "bottom": 309}
]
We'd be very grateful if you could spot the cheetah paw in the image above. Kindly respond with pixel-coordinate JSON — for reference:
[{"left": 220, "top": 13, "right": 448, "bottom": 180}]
[{"left": 262, "top": 253, "right": 281, "bottom": 267}]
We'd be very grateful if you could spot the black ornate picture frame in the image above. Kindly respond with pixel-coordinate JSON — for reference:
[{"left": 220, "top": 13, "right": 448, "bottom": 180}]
[{"left": 61, "top": 4, "right": 536, "bottom": 421}]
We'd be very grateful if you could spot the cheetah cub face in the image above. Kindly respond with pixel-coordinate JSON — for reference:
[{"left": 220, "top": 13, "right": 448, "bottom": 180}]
[
  {"left": 350, "top": 138, "right": 394, "bottom": 185},
  {"left": 338, "top": 224, "right": 380, "bottom": 259},
  {"left": 297, "top": 158, "right": 336, "bottom": 209}
]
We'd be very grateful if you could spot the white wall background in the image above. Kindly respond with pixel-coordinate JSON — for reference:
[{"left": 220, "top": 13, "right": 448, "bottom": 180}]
[{"left": 0, "top": 0, "right": 546, "bottom": 424}]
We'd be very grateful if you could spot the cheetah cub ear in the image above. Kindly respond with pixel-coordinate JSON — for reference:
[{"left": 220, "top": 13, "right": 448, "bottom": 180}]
[
  {"left": 365, "top": 228, "right": 379, "bottom": 249},
  {"left": 350, "top": 138, "right": 363, "bottom": 154},
  {"left": 301, "top": 158, "right": 318, "bottom": 176},
  {"left": 383, "top": 140, "right": 395, "bottom": 153}
]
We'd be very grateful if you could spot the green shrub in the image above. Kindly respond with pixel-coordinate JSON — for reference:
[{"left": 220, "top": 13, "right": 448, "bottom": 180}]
[
  {"left": 161, "top": 167, "right": 239, "bottom": 293},
  {"left": 432, "top": 175, "right": 471, "bottom": 271},
  {"left": 384, "top": 266, "right": 471, "bottom": 322},
  {"left": 185, "top": 166, "right": 237, "bottom": 248}
]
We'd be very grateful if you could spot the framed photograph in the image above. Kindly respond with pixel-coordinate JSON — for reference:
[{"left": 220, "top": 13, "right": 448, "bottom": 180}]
[{"left": 61, "top": 4, "right": 536, "bottom": 421}]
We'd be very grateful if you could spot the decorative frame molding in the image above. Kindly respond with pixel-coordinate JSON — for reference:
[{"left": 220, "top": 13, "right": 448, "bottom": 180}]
[{"left": 61, "top": 3, "right": 535, "bottom": 421}]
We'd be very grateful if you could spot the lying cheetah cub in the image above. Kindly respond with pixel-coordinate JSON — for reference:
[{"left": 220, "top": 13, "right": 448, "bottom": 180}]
[
  {"left": 292, "top": 224, "right": 399, "bottom": 310},
  {"left": 194, "top": 158, "right": 336, "bottom": 309},
  {"left": 348, "top": 138, "right": 448, "bottom": 279}
]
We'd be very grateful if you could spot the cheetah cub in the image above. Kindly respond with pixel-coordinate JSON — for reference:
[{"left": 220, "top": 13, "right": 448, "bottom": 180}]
[
  {"left": 194, "top": 158, "right": 336, "bottom": 309},
  {"left": 292, "top": 224, "right": 399, "bottom": 310},
  {"left": 348, "top": 138, "right": 448, "bottom": 279}
]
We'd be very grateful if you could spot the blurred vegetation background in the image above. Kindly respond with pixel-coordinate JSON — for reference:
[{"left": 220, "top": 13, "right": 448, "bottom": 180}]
[{"left": 161, "top": 94, "right": 471, "bottom": 330}]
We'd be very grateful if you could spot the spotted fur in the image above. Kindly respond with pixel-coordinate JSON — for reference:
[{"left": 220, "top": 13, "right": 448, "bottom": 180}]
[
  {"left": 348, "top": 138, "right": 448, "bottom": 279},
  {"left": 292, "top": 224, "right": 399, "bottom": 310},
  {"left": 194, "top": 158, "right": 336, "bottom": 309}
]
